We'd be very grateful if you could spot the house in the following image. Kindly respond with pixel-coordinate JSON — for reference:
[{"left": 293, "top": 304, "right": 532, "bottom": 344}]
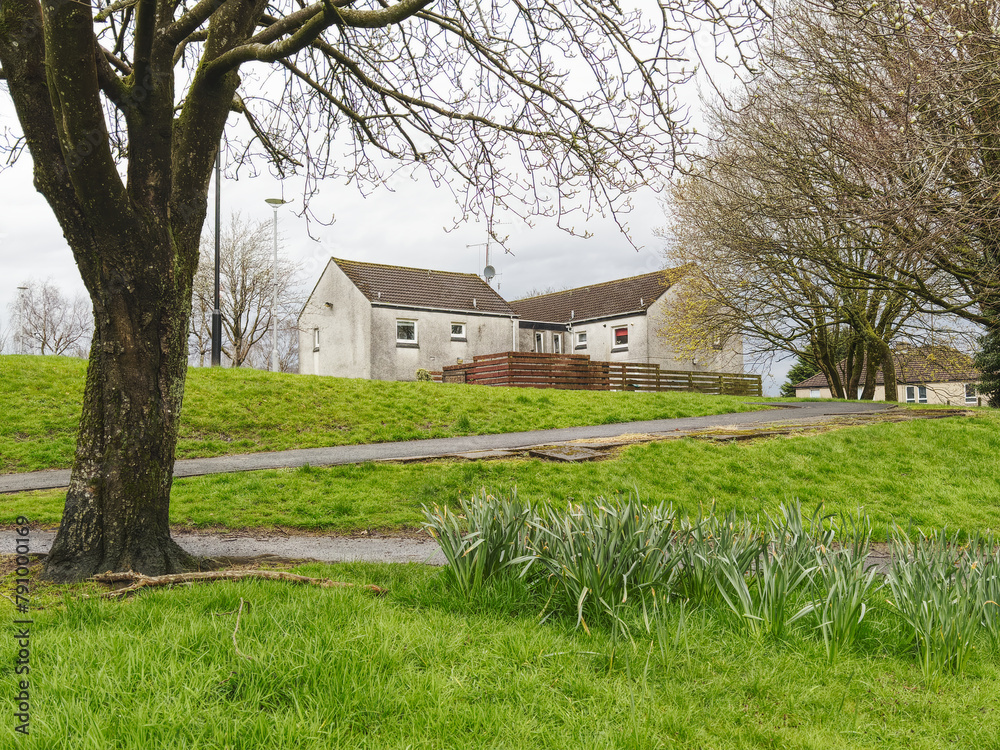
[
  {"left": 298, "top": 258, "right": 517, "bottom": 380},
  {"left": 793, "top": 345, "right": 982, "bottom": 405},
  {"left": 299, "top": 258, "right": 744, "bottom": 380},
  {"left": 510, "top": 268, "right": 743, "bottom": 373}
]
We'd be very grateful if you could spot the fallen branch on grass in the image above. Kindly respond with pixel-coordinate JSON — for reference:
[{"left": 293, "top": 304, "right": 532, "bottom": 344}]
[
  {"left": 91, "top": 570, "right": 388, "bottom": 598},
  {"left": 231, "top": 597, "right": 252, "bottom": 660}
]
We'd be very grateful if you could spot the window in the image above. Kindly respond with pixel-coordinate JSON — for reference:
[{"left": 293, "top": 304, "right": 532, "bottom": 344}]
[
  {"left": 712, "top": 335, "right": 723, "bottom": 350},
  {"left": 451, "top": 322, "right": 466, "bottom": 341},
  {"left": 534, "top": 332, "right": 544, "bottom": 353},
  {"left": 553, "top": 333, "right": 562, "bottom": 354},
  {"left": 966, "top": 384, "right": 978, "bottom": 405},
  {"left": 613, "top": 326, "right": 629, "bottom": 349},
  {"left": 575, "top": 331, "right": 588, "bottom": 349},
  {"left": 857, "top": 385, "right": 864, "bottom": 400},
  {"left": 809, "top": 389, "right": 820, "bottom": 399},
  {"left": 396, "top": 319, "right": 417, "bottom": 346},
  {"left": 312, "top": 328, "right": 320, "bottom": 352},
  {"left": 905, "top": 385, "right": 927, "bottom": 404}
]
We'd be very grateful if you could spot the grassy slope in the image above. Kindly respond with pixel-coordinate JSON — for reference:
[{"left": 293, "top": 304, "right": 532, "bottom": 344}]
[
  {"left": 7, "top": 413, "right": 1000, "bottom": 537},
  {"left": 4, "top": 563, "right": 999, "bottom": 749},
  {"left": 0, "top": 355, "right": 768, "bottom": 473}
]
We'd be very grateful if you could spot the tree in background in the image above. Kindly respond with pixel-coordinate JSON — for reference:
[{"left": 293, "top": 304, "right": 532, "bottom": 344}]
[
  {"left": 189, "top": 214, "right": 302, "bottom": 369},
  {"left": 780, "top": 355, "right": 822, "bottom": 398},
  {"left": 7, "top": 279, "right": 92, "bottom": 356},
  {"left": 663, "top": 0, "right": 990, "bottom": 400},
  {"left": 768, "top": 0, "right": 1000, "bottom": 398},
  {"left": 0, "top": 0, "right": 768, "bottom": 581},
  {"left": 974, "top": 331, "right": 1000, "bottom": 407}
]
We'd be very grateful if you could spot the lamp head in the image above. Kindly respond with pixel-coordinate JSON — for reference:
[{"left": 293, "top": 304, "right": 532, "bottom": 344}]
[{"left": 265, "top": 198, "right": 292, "bottom": 207}]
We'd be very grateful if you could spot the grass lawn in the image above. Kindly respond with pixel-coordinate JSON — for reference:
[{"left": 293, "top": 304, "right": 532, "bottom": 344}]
[
  {"left": 5, "top": 412, "right": 999, "bottom": 537},
  {"left": 3, "top": 561, "right": 1000, "bottom": 749},
  {"left": 0, "top": 355, "right": 770, "bottom": 473},
  {"left": 4, "top": 359, "right": 1000, "bottom": 748}
]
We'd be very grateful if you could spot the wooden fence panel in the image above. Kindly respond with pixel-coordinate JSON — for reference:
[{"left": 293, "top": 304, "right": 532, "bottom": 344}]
[{"left": 441, "top": 352, "right": 762, "bottom": 396}]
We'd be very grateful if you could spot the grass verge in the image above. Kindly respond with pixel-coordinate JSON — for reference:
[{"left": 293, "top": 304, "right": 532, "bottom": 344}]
[
  {"left": 0, "top": 355, "right": 770, "bottom": 473},
  {"left": 2, "top": 560, "right": 999, "bottom": 749},
  {"left": 4, "top": 413, "right": 998, "bottom": 537}
]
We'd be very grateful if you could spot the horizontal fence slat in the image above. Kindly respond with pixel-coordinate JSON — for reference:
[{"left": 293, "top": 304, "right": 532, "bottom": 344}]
[{"left": 441, "top": 351, "right": 760, "bottom": 396}]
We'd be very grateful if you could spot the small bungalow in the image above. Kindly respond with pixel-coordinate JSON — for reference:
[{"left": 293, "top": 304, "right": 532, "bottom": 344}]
[
  {"left": 509, "top": 268, "right": 743, "bottom": 373},
  {"left": 299, "top": 258, "right": 745, "bottom": 381},
  {"left": 794, "top": 345, "right": 983, "bottom": 405},
  {"left": 298, "top": 258, "right": 517, "bottom": 380}
]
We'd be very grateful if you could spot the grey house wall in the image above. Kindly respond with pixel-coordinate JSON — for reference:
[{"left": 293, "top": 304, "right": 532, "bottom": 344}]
[
  {"left": 644, "top": 289, "right": 744, "bottom": 373},
  {"left": 519, "top": 289, "right": 745, "bottom": 373},
  {"left": 369, "top": 306, "right": 516, "bottom": 381},
  {"left": 298, "top": 260, "right": 373, "bottom": 378}
]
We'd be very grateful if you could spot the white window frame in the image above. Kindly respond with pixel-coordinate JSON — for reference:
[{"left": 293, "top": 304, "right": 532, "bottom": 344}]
[
  {"left": 534, "top": 332, "right": 544, "bottom": 353},
  {"left": 396, "top": 319, "right": 418, "bottom": 346},
  {"left": 451, "top": 322, "right": 466, "bottom": 341},
  {"left": 905, "top": 385, "right": 927, "bottom": 404},
  {"left": 553, "top": 333, "right": 562, "bottom": 354},
  {"left": 312, "top": 328, "right": 320, "bottom": 352},
  {"left": 575, "top": 330, "right": 588, "bottom": 349},
  {"left": 966, "top": 384, "right": 978, "bottom": 405},
  {"left": 809, "top": 389, "right": 820, "bottom": 399},
  {"left": 612, "top": 325, "right": 629, "bottom": 351}
]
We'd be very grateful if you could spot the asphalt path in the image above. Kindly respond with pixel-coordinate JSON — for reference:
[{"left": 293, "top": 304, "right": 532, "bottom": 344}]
[
  {"left": 0, "top": 401, "right": 893, "bottom": 495},
  {"left": 1, "top": 401, "right": 898, "bottom": 566}
]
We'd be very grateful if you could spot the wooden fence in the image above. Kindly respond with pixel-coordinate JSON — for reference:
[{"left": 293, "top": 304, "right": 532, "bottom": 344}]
[{"left": 441, "top": 352, "right": 761, "bottom": 396}]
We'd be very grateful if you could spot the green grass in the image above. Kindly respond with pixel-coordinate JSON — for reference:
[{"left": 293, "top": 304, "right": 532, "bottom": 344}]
[
  {"left": 0, "top": 355, "right": 770, "bottom": 473},
  {"left": 4, "top": 561, "right": 1000, "bottom": 749},
  {"left": 5, "top": 413, "right": 999, "bottom": 537}
]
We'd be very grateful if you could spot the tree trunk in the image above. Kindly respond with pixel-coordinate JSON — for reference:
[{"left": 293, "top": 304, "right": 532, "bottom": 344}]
[
  {"left": 861, "top": 342, "right": 879, "bottom": 400},
  {"left": 876, "top": 340, "right": 898, "bottom": 403},
  {"left": 42, "top": 233, "right": 197, "bottom": 583}
]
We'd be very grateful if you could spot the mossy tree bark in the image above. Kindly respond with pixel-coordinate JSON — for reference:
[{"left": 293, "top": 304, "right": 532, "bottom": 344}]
[{"left": 0, "top": 0, "right": 252, "bottom": 580}]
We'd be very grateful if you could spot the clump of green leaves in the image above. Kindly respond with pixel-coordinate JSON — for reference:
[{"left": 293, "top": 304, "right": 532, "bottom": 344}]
[
  {"left": 811, "top": 512, "right": 879, "bottom": 662},
  {"left": 422, "top": 490, "right": 534, "bottom": 597},
  {"left": 426, "top": 491, "right": 1000, "bottom": 687},
  {"left": 528, "top": 497, "right": 681, "bottom": 631},
  {"left": 885, "top": 527, "right": 990, "bottom": 686}
]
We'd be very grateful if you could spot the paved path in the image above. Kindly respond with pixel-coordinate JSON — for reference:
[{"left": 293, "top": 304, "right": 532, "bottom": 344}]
[
  {"left": 0, "top": 401, "right": 894, "bottom": 494},
  {"left": 1, "top": 528, "right": 448, "bottom": 565},
  {"left": 1, "top": 401, "right": 903, "bottom": 567}
]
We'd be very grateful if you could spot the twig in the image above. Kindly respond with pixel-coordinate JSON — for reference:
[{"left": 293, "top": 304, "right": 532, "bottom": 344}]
[
  {"left": 91, "top": 570, "right": 388, "bottom": 598},
  {"left": 232, "top": 597, "right": 252, "bottom": 661}
]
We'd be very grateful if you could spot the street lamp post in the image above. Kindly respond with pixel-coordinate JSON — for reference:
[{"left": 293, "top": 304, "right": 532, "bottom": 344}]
[
  {"left": 211, "top": 152, "right": 223, "bottom": 367},
  {"left": 16, "top": 286, "right": 28, "bottom": 355},
  {"left": 264, "top": 198, "right": 291, "bottom": 372}
]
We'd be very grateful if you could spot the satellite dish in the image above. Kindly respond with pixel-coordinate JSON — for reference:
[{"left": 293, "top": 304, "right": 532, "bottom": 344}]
[{"left": 483, "top": 264, "right": 496, "bottom": 281}]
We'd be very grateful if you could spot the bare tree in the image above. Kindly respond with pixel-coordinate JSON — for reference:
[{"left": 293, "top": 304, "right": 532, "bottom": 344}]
[
  {"left": 0, "top": 0, "right": 771, "bottom": 581},
  {"left": 190, "top": 214, "right": 301, "bottom": 368},
  {"left": 245, "top": 316, "right": 301, "bottom": 373},
  {"left": 663, "top": 0, "right": 988, "bottom": 399},
  {"left": 7, "top": 279, "right": 92, "bottom": 357}
]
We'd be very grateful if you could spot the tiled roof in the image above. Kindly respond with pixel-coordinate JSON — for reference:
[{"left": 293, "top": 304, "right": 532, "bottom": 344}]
[
  {"left": 333, "top": 258, "right": 515, "bottom": 315},
  {"left": 510, "top": 267, "right": 687, "bottom": 323},
  {"left": 794, "top": 346, "right": 979, "bottom": 388}
]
